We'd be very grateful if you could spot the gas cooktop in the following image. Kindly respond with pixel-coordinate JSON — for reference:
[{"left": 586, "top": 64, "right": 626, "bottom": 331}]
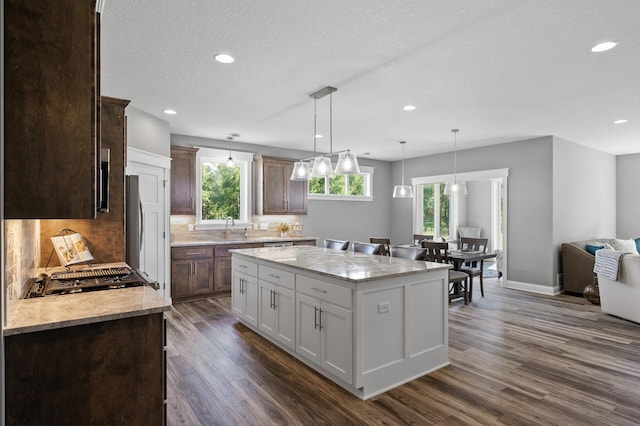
[{"left": 25, "top": 266, "right": 155, "bottom": 298}]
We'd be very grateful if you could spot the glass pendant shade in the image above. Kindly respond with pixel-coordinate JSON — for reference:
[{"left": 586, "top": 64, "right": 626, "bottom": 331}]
[
  {"left": 226, "top": 155, "right": 234, "bottom": 167},
  {"left": 444, "top": 180, "right": 468, "bottom": 195},
  {"left": 290, "top": 161, "right": 310, "bottom": 180},
  {"left": 393, "top": 185, "right": 413, "bottom": 198},
  {"left": 334, "top": 151, "right": 361, "bottom": 175},
  {"left": 310, "top": 156, "right": 334, "bottom": 178}
]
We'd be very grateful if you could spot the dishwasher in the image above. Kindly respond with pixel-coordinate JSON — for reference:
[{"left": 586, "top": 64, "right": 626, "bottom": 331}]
[{"left": 263, "top": 241, "right": 294, "bottom": 247}]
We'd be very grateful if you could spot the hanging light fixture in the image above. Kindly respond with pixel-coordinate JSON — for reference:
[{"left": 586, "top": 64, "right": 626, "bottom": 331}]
[
  {"left": 291, "top": 86, "right": 360, "bottom": 180},
  {"left": 444, "top": 129, "right": 467, "bottom": 195},
  {"left": 225, "top": 136, "right": 234, "bottom": 167},
  {"left": 392, "top": 140, "right": 413, "bottom": 198}
]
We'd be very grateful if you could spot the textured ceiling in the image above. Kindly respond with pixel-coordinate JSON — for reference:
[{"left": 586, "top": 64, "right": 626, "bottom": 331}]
[{"left": 100, "top": 0, "right": 640, "bottom": 161}]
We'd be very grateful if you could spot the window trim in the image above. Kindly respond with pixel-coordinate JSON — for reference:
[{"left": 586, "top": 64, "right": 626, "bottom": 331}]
[
  {"left": 307, "top": 165, "right": 374, "bottom": 201},
  {"left": 195, "top": 148, "right": 254, "bottom": 229}
]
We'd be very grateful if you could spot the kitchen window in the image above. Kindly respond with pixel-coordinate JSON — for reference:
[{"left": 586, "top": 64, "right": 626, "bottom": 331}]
[
  {"left": 196, "top": 148, "right": 254, "bottom": 226},
  {"left": 308, "top": 166, "right": 374, "bottom": 201}
]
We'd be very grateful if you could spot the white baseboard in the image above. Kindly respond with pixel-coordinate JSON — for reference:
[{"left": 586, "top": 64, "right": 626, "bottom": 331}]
[{"left": 504, "top": 280, "right": 561, "bottom": 295}]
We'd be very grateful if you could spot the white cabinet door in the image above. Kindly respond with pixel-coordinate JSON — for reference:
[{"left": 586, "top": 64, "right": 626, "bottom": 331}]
[
  {"left": 244, "top": 274, "right": 258, "bottom": 327},
  {"left": 231, "top": 272, "right": 245, "bottom": 317},
  {"left": 296, "top": 293, "right": 321, "bottom": 364},
  {"left": 275, "top": 286, "right": 295, "bottom": 350},
  {"left": 321, "top": 303, "right": 353, "bottom": 384},
  {"left": 258, "top": 282, "right": 276, "bottom": 337}
]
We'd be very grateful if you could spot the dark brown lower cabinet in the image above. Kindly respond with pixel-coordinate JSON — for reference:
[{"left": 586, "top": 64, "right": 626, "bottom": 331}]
[{"left": 5, "top": 313, "right": 165, "bottom": 426}]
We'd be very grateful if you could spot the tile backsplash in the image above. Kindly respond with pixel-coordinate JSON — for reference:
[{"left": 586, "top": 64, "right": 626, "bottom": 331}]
[
  {"left": 5, "top": 219, "right": 41, "bottom": 302},
  {"left": 170, "top": 215, "right": 304, "bottom": 242}
]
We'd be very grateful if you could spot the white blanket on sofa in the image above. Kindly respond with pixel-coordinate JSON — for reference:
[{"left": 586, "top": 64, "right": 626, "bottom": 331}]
[{"left": 594, "top": 249, "right": 627, "bottom": 280}]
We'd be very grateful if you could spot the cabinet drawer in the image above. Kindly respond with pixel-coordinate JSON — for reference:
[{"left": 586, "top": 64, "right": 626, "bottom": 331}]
[
  {"left": 232, "top": 257, "right": 258, "bottom": 276},
  {"left": 258, "top": 265, "right": 295, "bottom": 290},
  {"left": 215, "top": 243, "right": 262, "bottom": 257},
  {"left": 172, "top": 246, "right": 213, "bottom": 260},
  {"left": 297, "top": 276, "right": 352, "bottom": 309}
]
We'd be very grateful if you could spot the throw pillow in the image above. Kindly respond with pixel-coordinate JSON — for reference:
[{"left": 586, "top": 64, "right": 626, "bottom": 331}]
[
  {"left": 612, "top": 238, "right": 639, "bottom": 254},
  {"left": 585, "top": 244, "right": 605, "bottom": 256}
]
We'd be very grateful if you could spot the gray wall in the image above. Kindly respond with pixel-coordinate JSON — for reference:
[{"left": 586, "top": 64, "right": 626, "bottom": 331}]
[
  {"left": 126, "top": 106, "right": 171, "bottom": 157},
  {"left": 617, "top": 153, "right": 640, "bottom": 239},
  {"left": 553, "top": 137, "right": 616, "bottom": 283},
  {"left": 170, "top": 133, "right": 392, "bottom": 246}
]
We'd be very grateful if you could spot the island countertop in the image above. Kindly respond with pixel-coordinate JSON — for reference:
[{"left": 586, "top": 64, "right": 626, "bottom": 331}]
[
  {"left": 4, "top": 284, "right": 171, "bottom": 336},
  {"left": 231, "top": 245, "right": 450, "bottom": 283}
]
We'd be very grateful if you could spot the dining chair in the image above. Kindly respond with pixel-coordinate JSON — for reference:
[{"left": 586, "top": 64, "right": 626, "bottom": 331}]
[
  {"left": 412, "top": 234, "right": 434, "bottom": 246},
  {"left": 352, "top": 241, "right": 382, "bottom": 255},
  {"left": 389, "top": 245, "right": 426, "bottom": 260},
  {"left": 458, "top": 237, "right": 489, "bottom": 298},
  {"left": 323, "top": 239, "right": 350, "bottom": 250},
  {"left": 422, "top": 240, "right": 470, "bottom": 304},
  {"left": 369, "top": 237, "right": 391, "bottom": 256}
]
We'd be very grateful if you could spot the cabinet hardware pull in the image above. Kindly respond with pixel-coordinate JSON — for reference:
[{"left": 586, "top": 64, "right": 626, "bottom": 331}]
[
  {"left": 270, "top": 289, "right": 274, "bottom": 309},
  {"left": 239, "top": 278, "right": 244, "bottom": 294},
  {"left": 319, "top": 308, "right": 324, "bottom": 331},
  {"left": 269, "top": 273, "right": 280, "bottom": 279},
  {"left": 239, "top": 264, "right": 247, "bottom": 269},
  {"left": 194, "top": 263, "right": 197, "bottom": 275},
  {"left": 273, "top": 291, "right": 277, "bottom": 309},
  {"left": 311, "top": 287, "right": 328, "bottom": 293},
  {"left": 314, "top": 306, "right": 318, "bottom": 329},
  {"left": 186, "top": 252, "right": 200, "bottom": 256}
]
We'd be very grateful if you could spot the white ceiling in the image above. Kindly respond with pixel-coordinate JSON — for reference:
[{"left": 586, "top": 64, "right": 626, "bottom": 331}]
[{"left": 100, "top": 0, "right": 640, "bottom": 161}]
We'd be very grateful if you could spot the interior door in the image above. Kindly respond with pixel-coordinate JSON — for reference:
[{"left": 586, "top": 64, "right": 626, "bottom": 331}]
[{"left": 127, "top": 159, "right": 169, "bottom": 299}]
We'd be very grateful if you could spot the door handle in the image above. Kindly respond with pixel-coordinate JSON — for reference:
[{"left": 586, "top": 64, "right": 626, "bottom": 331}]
[
  {"left": 272, "top": 290, "right": 277, "bottom": 309},
  {"left": 314, "top": 306, "right": 318, "bottom": 329},
  {"left": 319, "top": 308, "right": 324, "bottom": 331}
]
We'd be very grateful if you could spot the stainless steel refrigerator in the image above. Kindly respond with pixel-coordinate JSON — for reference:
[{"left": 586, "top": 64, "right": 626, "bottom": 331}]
[{"left": 125, "top": 175, "right": 143, "bottom": 270}]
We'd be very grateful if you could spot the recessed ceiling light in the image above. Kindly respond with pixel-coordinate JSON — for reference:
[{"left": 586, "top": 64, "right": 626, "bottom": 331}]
[
  {"left": 214, "top": 53, "right": 234, "bottom": 63},
  {"left": 363, "top": 152, "right": 371, "bottom": 156},
  {"left": 315, "top": 134, "right": 323, "bottom": 138},
  {"left": 230, "top": 133, "right": 240, "bottom": 137},
  {"left": 163, "top": 109, "right": 177, "bottom": 115},
  {"left": 591, "top": 41, "right": 617, "bottom": 52},
  {"left": 614, "top": 119, "right": 628, "bottom": 124},
  {"left": 402, "top": 105, "right": 417, "bottom": 111}
]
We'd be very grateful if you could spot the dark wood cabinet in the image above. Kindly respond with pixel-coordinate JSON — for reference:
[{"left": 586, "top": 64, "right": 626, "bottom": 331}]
[
  {"left": 171, "top": 146, "right": 199, "bottom": 215},
  {"left": 4, "top": 0, "right": 100, "bottom": 219},
  {"left": 255, "top": 156, "right": 308, "bottom": 215},
  {"left": 171, "top": 246, "right": 214, "bottom": 301},
  {"left": 39, "top": 96, "right": 130, "bottom": 266},
  {"left": 5, "top": 314, "right": 165, "bottom": 425}
]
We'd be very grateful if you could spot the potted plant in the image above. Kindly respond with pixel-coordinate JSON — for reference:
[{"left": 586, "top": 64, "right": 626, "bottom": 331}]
[{"left": 277, "top": 223, "right": 290, "bottom": 238}]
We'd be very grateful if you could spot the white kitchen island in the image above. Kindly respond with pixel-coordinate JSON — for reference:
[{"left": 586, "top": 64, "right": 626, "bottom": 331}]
[{"left": 231, "top": 245, "right": 451, "bottom": 400}]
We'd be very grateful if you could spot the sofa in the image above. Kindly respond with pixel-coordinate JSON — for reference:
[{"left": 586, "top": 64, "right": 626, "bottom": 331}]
[
  {"left": 561, "top": 238, "right": 640, "bottom": 294},
  {"left": 598, "top": 253, "right": 640, "bottom": 323}
]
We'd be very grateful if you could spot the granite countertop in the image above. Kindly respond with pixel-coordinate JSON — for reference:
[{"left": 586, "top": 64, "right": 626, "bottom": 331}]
[
  {"left": 171, "top": 236, "right": 318, "bottom": 247},
  {"left": 231, "top": 245, "right": 450, "bottom": 283},
  {"left": 4, "top": 286, "right": 171, "bottom": 336}
]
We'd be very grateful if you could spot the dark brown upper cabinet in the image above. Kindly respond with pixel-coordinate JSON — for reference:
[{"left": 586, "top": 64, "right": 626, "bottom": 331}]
[
  {"left": 170, "top": 146, "right": 199, "bottom": 215},
  {"left": 4, "top": 0, "right": 100, "bottom": 219},
  {"left": 255, "top": 156, "right": 308, "bottom": 215}
]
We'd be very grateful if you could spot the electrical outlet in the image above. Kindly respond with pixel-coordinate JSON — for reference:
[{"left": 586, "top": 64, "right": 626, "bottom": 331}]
[
  {"left": 188, "top": 224, "right": 194, "bottom": 232},
  {"left": 253, "top": 223, "right": 258, "bottom": 230},
  {"left": 259, "top": 223, "right": 268, "bottom": 230},
  {"left": 378, "top": 301, "right": 390, "bottom": 314}
]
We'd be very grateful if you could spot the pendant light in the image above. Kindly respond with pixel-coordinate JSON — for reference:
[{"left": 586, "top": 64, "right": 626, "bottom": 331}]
[
  {"left": 444, "top": 129, "right": 467, "bottom": 195},
  {"left": 225, "top": 136, "right": 234, "bottom": 167},
  {"left": 291, "top": 86, "right": 360, "bottom": 180},
  {"left": 392, "top": 140, "right": 413, "bottom": 198}
]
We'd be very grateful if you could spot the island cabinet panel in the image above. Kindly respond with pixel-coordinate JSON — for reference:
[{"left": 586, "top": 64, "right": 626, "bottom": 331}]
[
  {"left": 170, "top": 146, "right": 198, "bottom": 215},
  {"left": 4, "top": 0, "right": 99, "bottom": 219},
  {"left": 258, "top": 266, "right": 296, "bottom": 350},
  {"left": 255, "top": 156, "right": 307, "bottom": 215},
  {"left": 231, "top": 246, "right": 450, "bottom": 400},
  {"left": 5, "top": 313, "right": 165, "bottom": 425}
]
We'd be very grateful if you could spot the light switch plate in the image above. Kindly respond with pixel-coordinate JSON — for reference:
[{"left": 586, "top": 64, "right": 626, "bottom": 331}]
[{"left": 378, "top": 302, "right": 390, "bottom": 314}]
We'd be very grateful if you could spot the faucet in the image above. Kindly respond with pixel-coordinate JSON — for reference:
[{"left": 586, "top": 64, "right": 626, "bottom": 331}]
[{"left": 224, "top": 216, "right": 235, "bottom": 240}]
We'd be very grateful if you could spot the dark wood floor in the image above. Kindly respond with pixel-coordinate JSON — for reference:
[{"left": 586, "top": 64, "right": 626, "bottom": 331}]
[{"left": 165, "top": 279, "right": 640, "bottom": 425}]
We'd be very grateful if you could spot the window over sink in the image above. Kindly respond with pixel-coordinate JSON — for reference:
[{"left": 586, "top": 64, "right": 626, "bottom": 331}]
[{"left": 196, "top": 148, "right": 254, "bottom": 226}]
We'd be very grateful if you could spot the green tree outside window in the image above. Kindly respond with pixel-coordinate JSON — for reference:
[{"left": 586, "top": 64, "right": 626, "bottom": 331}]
[{"left": 201, "top": 162, "right": 240, "bottom": 220}]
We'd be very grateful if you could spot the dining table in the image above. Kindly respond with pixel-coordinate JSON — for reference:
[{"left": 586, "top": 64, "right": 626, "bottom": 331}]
[{"left": 447, "top": 249, "right": 497, "bottom": 302}]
